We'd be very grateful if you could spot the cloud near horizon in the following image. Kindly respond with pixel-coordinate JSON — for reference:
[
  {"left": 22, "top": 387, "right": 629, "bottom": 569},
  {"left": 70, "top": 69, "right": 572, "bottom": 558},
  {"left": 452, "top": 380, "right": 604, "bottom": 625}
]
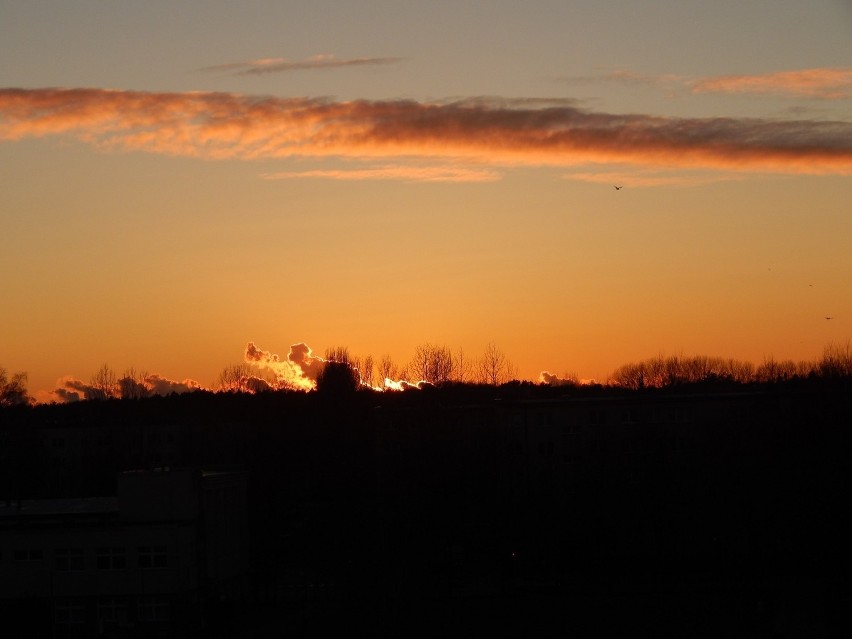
[
  {"left": 244, "top": 342, "right": 323, "bottom": 391},
  {"left": 40, "top": 374, "right": 203, "bottom": 403},
  {"left": 2, "top": 87, "right": 852, "bottom": 174},
  {"left": 199, "top": 54, "right": 402, "bottom": 76}
]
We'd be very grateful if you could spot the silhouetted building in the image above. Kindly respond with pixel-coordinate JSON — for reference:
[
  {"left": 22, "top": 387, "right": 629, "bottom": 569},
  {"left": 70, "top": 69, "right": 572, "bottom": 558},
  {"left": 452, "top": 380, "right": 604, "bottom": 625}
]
[{"left": 0, "top": 468, "right": 249, "bottom": 638}]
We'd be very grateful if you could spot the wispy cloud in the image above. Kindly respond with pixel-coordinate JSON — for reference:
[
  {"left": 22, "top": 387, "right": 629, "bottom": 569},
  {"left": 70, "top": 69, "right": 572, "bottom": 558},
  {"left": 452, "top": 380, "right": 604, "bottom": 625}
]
[
  {"left": 691, "top": 67, "right": 852, "bottom": 100},
  {"left": 567, "top": 67, "right": 852, "bottom": 101},
  {"left": 2, "top": 87, "right": 852, "bottom": 174},
  {"left": 262, "top": 164, "right": 501, "bottom": 183},
  {"left": 199, "top": 54, "right": 402, "bottom": 76},
  {"left": 564, "top": 170, "right": 745, "bottom": 188},
  {"left": 563, "top": 69, "right": 683, "bottom": 88}
]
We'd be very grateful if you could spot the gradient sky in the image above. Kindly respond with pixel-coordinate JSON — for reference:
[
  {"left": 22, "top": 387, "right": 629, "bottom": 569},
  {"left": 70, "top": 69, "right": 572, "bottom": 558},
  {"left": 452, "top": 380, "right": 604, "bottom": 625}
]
[{"left": 2, "top": 1, "right": 851, "bottom": 398}]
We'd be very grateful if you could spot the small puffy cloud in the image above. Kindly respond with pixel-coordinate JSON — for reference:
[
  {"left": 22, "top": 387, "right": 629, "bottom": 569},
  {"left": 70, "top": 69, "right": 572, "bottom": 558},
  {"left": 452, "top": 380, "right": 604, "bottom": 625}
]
[
  {"left": 382, "top": 378, "right": 429, "bottom": 391},
  {"left": 143, "top": 374, "right": 203, "bottom": 396},
  {"left": 43, "top": 380, "right": 84, "bottom": 403},
  {"left": 539, "top": 371, "right": 578, "bottom": 387},
  {"left": 286, "top": 343, "right": 326, "bottom": 382},
  {"left": 47, "top": 377, "right": 99, "bottom": 402},
  {"left": 244, "top": 341, "right": 323, "bottom": 391},
  {"left": 539, "top": 372, "right": 597, "bottom": 387}
]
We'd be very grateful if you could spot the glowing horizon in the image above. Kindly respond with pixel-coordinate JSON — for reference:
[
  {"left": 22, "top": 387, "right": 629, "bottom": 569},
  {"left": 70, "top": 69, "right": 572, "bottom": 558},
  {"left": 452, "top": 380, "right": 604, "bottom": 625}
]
[{"left": 19, "top": 337, "right": 851, "bottom": 405}]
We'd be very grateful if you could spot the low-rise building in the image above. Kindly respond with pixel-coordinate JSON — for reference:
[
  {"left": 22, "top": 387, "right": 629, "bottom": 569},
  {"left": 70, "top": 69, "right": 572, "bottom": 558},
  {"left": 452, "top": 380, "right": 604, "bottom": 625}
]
[{"left": 0, "top": 468, "right": 249, "bottom": 638}]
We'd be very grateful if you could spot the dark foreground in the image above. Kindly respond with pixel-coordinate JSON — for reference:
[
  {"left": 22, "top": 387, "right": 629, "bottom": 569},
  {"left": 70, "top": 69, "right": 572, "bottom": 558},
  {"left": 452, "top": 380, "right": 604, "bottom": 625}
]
[{"left": 1, "top": 379, "right": 850, "bottom": 636}]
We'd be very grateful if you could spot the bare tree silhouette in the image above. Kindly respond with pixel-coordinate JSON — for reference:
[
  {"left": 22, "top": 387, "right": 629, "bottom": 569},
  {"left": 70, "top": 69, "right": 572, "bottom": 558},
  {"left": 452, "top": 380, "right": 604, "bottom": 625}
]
[
  {"left": 452, "top": 347, "right": 472, "bottom": 383},
  {"left": 118, "top": 367, "right": 150, "bottom": 399},
  {"left": 410, "top": 343, "right": 454, "bottom": 385},
  {"left": 378, "top": 354, "right": 400, "bottom": 385},
  {"left": 90, "top": 364, "right": 118, "bottom": 400},
  {"left": 217, "top": 363, "right": 255, "bottom": 392},
  {"left": 819, "top": 341, "right": 852, "bottom": 377},
  {"left": 358, "top": 354, "right": 375, "bottom": 388},
  {"left": 476, "top": 342, "right": 513, "bottom": 385},
  {"left": 0, "top": 367, "right": 30, "bottom": 406}
]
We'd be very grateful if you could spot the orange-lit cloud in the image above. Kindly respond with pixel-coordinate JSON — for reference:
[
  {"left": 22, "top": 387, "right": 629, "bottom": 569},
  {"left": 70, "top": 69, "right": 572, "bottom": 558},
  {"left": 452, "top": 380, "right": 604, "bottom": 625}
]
[
  {"left": 262, "top": 164, "right": 501, "bottom": 182},
  {"left": 143, "top": 374, "right": 205, "bottom": 396},
  {"left": 244, "top": 342, "right": 319, "bottom": 391},
  {"left": 692, "top": 67, "right": 852, "bottom": 100},
  {"left": 383, "top": 378, "right": 428, "bottom": 391},
  {"left": 200, "top": 54, "right": 402, "bottom": 75},
  {"left": 539, "top": 371, "right": 574, "bottom": 387},
  {"left": 2, "top": 87, "right": 852, "bottom": 174},
  {"left": 539, "top": 372, "right": 596, "bottom": 387},
  {"left": 244, "top": 341, "right": 424, "bottom": 392}
]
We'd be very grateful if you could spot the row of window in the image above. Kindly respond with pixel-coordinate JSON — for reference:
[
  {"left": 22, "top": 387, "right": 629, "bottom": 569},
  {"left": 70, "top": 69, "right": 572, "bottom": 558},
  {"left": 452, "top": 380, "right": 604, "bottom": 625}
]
[
  {"left": 47, "top": 433, "right": 178, "bottom": 448},
  {"left": 513, "top": 407, "right": 696, "bottom": 429},
  {"left": 6, "top": 546, "right": 168, "bottom": 570},
  {"left": 56, "top": 597, "right": 170, "bottom": 625},
  {"left": 532, "top": 435, "right": 695, "bottom": 461}
]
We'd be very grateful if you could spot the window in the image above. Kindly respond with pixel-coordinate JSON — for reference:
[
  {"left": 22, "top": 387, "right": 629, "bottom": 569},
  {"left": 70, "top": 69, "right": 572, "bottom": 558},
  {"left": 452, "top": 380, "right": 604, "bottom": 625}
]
[
  {"left": 96, "top": 547, "right": 126, "bottom": 571},
  {"left": 538, "top": 441, "right": 554, "bottom": 456},
  {"left": 562, "top": 420, "right": 581, "bottom": 435},
  {"left": 563, "top": 454, "right": 578, "bottom": 465},
  {"left": 138, "top": 545, "right": 168, "bottom": 569},
  {"left": 97, "top": 598, "right": 128, "bottom": 625},
  {"left": 14, "top": 549, "right": 43, "bottom": 562},
  {"left": 55, "top": 601, "right": 85, "bottom": 625},
  {"left": 138, "top": 597, "right": 170, "bottom": 622},
  {"left": 621, "top": 409, "right": 640, "bottom": 424},
  {"left": 55, "top": 548, "right": 84, "bottom": 571},
  {"left": 675, "top": 436, "right": 692, "bottom": 453}
]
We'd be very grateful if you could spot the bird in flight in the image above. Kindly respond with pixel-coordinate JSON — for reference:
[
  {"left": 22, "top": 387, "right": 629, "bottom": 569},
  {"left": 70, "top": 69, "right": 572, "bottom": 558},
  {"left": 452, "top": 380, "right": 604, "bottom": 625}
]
[
  {"left": 825, "top": 316, "right": 834, "bottom": 320},
  {"left": 613, "top": 185, "right": 623, "bottom": 190}
]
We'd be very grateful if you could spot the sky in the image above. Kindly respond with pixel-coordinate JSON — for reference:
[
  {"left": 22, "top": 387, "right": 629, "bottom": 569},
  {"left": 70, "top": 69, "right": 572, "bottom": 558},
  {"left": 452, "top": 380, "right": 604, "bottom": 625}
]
[{"left": 1, "top": 1, "right": 851, "bottom": 399}]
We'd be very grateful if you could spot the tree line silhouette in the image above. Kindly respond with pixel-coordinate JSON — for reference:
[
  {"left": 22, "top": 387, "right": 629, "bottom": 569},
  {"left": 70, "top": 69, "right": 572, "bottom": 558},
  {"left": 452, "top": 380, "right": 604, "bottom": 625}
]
[
  {"left": 610, "top": 342, "right": 852, "bottom": 389},
  {"left": 2, "top": 341, "right": 851, "bottom": 405}
]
